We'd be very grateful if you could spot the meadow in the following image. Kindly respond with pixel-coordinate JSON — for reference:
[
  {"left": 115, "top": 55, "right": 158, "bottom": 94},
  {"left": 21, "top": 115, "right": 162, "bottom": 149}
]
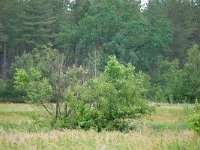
[{"left": 0, "top": 103, "right": 200, "bottom": 150}]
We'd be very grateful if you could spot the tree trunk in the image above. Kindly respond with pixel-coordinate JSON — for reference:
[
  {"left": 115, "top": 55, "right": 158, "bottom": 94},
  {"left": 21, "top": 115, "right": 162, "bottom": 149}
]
[
  {"left": 16, "top": 44, "right": 21, "bottom": 58},
  {"left": 2, "top": 43, "right": 7, "bottom": 77},
  {"left": 55, "top": 98, "right": 60, "bottom": 119},
  {"left": 94, "top": 50, "right": 97, "bottom": 78}
]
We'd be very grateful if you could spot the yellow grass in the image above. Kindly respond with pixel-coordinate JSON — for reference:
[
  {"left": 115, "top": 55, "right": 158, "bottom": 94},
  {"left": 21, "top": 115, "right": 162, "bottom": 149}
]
[
  {"left": 0, "top": 103, "right": 34, "bottom": 112},
  {"left": 150, "top": 103, "right": 184, "bottom": 122},
  {"left": 0, "top": 112, "right": 31, "bottom": 121},
  {"left": 150, "top": 115, "right": 178, "bottom": 122},
  {"left": 0, "top": 129, "right": 199, "bottom": 150}
]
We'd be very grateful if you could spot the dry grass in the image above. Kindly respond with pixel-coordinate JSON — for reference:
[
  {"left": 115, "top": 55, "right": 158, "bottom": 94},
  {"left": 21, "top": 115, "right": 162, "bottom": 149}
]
[
  {"left": 0, "top": 129, "right": 199, "bottom": 150},
  {"left": 150, "top": 115, "right": 178, "bottom": 122}
]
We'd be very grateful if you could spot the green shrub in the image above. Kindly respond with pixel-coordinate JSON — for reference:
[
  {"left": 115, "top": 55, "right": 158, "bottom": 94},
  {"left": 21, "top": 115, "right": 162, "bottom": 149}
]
[
  {"left": 187, "top": 113, "right": 200, "bottom": 134},
  {"left": 185, "top": 103, "right": 200, "bottom": 134},
  {"left": 64, "top": 56, "right": 153, "bottom": 131}
]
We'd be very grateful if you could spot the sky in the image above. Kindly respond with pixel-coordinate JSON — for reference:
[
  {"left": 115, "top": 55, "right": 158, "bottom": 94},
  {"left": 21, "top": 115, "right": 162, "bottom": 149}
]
[
  {"left": 140, "top": 0, "right": 149, "bottom": 11},
  {"left": 141, "top": 0, "right": 149, "bottom": 6}
]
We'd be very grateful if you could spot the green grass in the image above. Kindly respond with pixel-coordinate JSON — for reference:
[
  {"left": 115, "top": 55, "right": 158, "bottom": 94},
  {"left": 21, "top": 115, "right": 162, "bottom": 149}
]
[
  {"left": 0, "top": 103, "right": 200, "bottom": 150},
  {"left": 0, "top": 103, "right": 34, "bottom": 112}
]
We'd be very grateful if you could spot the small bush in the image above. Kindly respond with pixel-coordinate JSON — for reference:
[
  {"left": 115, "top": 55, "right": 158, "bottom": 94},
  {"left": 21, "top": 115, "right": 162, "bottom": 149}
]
[
  {"left": 185, "top": 103, "right": 200, "bottom": 134},
  {"left": 186, "top": 113, "right": 200, "bottom": 134}
]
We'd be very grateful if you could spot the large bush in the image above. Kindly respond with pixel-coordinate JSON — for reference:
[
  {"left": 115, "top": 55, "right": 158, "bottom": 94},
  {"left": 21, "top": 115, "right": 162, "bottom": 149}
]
[
  {"left": 14, "top": 45, "right": 87, "bottom": 118},
  {"left": 64, "top": 56, "right": 153, "bottom": 131},
  {"left": 181, "top": 45, "right": 200, "bottom": 102}
]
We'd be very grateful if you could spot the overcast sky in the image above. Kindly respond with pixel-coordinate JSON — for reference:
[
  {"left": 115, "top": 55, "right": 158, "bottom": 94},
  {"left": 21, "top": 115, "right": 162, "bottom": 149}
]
[
  {"left": 141, "top": 0, "right": 149, "bottom": 10},
  {"left": 141, "top": 0, "right": 149, "bottom": 5}
]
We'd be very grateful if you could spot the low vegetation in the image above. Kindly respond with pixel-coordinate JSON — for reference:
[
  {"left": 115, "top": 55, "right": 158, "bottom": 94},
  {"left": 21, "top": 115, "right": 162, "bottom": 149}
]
[{"left": 0, "top": 103, "right": 200, "bottom": 149}]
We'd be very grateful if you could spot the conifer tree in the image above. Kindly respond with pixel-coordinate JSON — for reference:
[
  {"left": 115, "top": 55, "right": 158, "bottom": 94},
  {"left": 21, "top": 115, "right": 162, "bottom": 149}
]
[{"left": 20, "top": 0, "right": 56, "bottom": 51}]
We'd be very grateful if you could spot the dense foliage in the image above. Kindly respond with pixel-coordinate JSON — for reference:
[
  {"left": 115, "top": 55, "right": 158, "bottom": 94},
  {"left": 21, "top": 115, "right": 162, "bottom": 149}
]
[{"left": 0, "top": 0, "right": 200, "bottom": 103}]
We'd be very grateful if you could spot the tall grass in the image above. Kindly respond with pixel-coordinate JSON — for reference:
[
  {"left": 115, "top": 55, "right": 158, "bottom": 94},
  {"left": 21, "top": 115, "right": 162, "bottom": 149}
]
[{"left": 0, "top": 129, "right": 200, "bottom": 150}]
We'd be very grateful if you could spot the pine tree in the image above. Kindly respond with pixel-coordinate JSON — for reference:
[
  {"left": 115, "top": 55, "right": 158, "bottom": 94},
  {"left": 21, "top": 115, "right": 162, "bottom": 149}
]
[
  {"left": 145, "top": 0, "right": 197, "bottom": 66},
  {"left": 0, "top": 0, "right": 13, "bottom": 76},
  {"left": 20, "top": 0, "right": 56, "bottom": 51}
]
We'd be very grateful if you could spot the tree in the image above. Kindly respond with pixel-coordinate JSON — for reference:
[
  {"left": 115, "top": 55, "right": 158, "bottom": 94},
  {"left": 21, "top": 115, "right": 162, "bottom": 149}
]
[
  {"left": 191, "top": 0, "right": 200, "bottom": 45},
  {"left": 0, "top": 0, "right": 14, "bottom": 77},
  {"left": 182, "top": 45, "right": 200, "bottom": 102},
  {"left": 145, "top": 0, "right": 197, "bottom": 66},
  {"left": 14, "top": 45, "right": 87, "bottom": 118},
  {"left": 0, "top": 20, "right": 7, "bottom": 76},
  {"left": 58, "top": 0, "right": 172, "bottom": 73},
  {"left": 56, "top": 0, "right": 91, "bottom": 65},
  {"left": 57, "top": 0, "right": 141, "bottom": 66},
  {"left": 18, "top": 0, "right": 57, "bottom": 52}
]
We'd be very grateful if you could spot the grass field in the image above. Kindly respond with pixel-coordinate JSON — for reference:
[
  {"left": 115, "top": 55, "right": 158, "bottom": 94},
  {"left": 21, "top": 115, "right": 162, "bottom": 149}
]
[{"left": 0, "top": 103, "right": 200, "bottom": 150}]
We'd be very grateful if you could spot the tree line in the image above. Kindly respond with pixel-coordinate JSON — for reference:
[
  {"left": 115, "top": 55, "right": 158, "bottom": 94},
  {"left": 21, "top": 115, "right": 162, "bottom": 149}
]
[{"left": 0, "top": 0, "right": 200, "bottom": 103}]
